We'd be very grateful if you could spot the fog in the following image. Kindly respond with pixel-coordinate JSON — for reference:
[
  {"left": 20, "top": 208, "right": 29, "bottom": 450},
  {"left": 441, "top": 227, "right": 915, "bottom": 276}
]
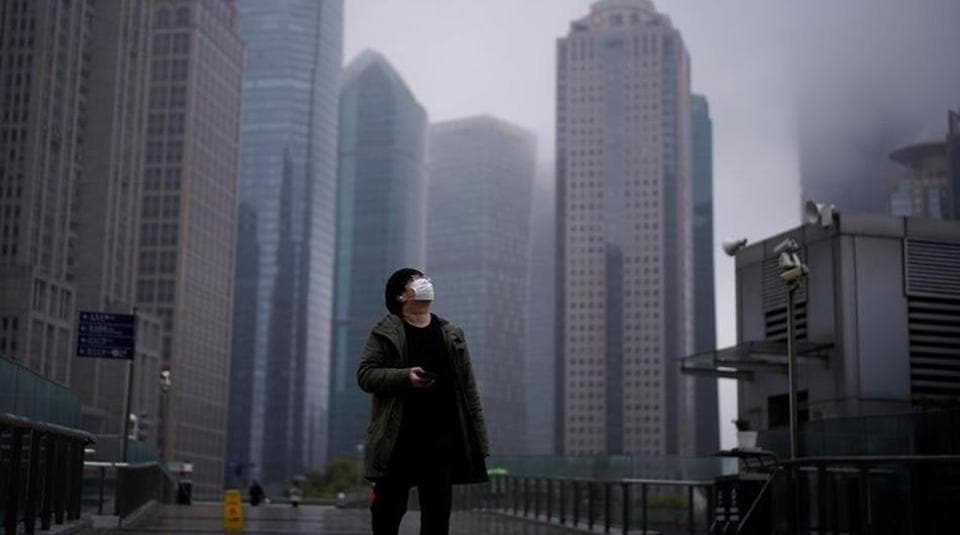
[{"left": 344, "top": 0, "right": 960, "bottom": 447}]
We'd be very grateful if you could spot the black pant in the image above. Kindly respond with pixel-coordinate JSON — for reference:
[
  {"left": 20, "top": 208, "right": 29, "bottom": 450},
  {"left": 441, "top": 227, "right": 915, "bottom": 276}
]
[{"left": 371, "top": 469, "right": 453, "bottom": 535}]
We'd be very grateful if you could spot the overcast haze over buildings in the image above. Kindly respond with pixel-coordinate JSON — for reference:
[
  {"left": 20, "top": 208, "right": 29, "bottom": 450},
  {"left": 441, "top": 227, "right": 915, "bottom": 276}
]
[{"left": 344, "top": 0, "right": 960, "bottom": 446}]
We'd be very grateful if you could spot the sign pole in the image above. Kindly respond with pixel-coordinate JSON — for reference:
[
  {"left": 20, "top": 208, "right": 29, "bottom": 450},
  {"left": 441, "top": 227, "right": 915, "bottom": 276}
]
[{"left": 120, "top": 308, "right": 138, "bottom": 463}]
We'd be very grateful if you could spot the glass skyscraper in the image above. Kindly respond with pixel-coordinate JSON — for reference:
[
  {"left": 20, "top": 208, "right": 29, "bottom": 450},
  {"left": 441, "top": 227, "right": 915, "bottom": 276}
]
[
  {"left": 427, "top": 116, "right": 537, "bottom": 455},
  {"left": 691, "top": 94, "right": 719, "bottom": 455},
  {"left": 524, "top": 166, "right": 557, "bottom": 455},
  {"left": 328, "top": 51, "right": 428, "bottom": 460},
  {"left": 229, "top": 0, "right": 343, "bottom": 486}
]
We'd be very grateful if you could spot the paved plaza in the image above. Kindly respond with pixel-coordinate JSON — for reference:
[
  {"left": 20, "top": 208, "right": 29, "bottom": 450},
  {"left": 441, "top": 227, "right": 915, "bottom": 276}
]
[{"left": 79, "top": 503, "right": 592, "bottom": 534}]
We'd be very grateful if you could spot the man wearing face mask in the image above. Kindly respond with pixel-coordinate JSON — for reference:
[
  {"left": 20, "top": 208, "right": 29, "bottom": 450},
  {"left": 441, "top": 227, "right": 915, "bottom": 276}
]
[{"left": 358, "top": 268, "right": 489, "bottom": 535}]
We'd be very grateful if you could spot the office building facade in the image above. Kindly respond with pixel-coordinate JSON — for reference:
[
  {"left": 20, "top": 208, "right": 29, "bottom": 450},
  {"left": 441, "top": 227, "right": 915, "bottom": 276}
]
[
  {"left": 524, "top": 165, "right": 557, "bottom": 455},
  {"left": 0, "top": 0, "right": 89, "bottom": 385},
  {"left": 68, "top": 0, "right": 163, "bottom": 447},
  {"left": 229, "top": 0, "right": 343, "bottom": 486},
  {"left": 556, "top": 0, "right": 694, "bottom": 456},
  {"left": 690, "top": 94, "right": 719, "bottom": 455},
  {"left": 427, "top": 116, "right": 536, "bottom": 455},
  {"left": 136, "top": 0, "right": 243, "bottom": 498},
  {"left": 328, "top": 51, "right": 428, "bottom": 460}
]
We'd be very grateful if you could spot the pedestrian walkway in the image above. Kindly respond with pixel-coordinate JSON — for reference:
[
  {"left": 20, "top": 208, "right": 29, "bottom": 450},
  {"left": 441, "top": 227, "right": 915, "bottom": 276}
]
[{"left": 78, "top": 503, "right": 592, "bottom": 534}]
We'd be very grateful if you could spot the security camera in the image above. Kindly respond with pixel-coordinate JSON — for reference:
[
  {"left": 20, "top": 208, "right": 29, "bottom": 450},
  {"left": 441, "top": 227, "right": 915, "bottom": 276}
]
[
  {"left": 781, "top": 264, "right": 809, "bottom": 284},
  {"left": 805, "top": 200, "right": 836, "bottom": 228},
  {"left": 722, "top": 238, "right": 748, "bottom": 257},
  {"left": 160, "top": 369, "right": 172, "bottom": 392},
  {"left": 773, "top": 238, "right": 800, "bottom": 255}
]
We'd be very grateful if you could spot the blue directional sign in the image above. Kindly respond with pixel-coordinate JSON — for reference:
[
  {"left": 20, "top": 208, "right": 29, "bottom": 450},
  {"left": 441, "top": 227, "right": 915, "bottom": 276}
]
[{"left": 76, "top": 311, "right": 136, "bottom": 360}]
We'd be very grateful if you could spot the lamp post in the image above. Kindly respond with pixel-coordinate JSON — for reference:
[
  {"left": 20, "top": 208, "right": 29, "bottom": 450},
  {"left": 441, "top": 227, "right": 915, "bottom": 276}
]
[{"left": 774, "top": 237, "right": 808, "bottom": 460}]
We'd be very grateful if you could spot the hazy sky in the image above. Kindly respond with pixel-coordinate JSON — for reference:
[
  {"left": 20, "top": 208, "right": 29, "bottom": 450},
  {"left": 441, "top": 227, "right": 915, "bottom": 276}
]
[{"left": 343, "top": 0, "right": 960, "bottom": 447}]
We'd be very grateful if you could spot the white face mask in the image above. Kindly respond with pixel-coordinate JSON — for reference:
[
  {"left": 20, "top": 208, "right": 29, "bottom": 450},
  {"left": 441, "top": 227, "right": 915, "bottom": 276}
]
[{"left": 410, "top": 277, "right": 434, "bottom": 302}]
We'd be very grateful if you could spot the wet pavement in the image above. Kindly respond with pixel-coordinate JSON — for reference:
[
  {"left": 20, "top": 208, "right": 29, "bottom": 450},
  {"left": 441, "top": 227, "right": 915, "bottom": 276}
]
[{"left": 80, "top": 503, "right": 595, "bottom": 534}]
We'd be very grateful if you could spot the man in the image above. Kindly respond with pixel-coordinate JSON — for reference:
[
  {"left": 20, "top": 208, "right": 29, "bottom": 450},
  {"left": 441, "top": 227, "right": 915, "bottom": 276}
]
[{"left": 358, "top": 268, "right": 489, "bottom": 535}]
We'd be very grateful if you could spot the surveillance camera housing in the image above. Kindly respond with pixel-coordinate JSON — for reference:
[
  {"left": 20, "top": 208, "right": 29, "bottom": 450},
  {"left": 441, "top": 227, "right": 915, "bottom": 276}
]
[
  {"left": 722, "top": 238, "right": 748, "bottom": 257},
  {"left": 780, "top": 265, "right": 809, "bottom": 284},
  {"left": 805, "top": 200, "right": 836, "bottom": 228},
  {"left": 773, "top": 238, "right": 800, "bottom": 255}
]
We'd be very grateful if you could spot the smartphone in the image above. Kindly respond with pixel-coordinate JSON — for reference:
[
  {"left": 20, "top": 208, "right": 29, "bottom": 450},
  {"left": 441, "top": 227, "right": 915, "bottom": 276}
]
[{"left": 419, "top": 370, "right": 439, "bottom": 384}]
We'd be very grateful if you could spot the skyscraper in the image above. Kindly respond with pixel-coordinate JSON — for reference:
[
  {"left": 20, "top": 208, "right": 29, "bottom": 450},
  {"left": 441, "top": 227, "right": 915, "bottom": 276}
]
[
  {"left": 690, "top": 94, "right": 719, "bottom": 455},
  {"left": 525, "top": 164, "right": 557, "bottom": 455},
  {"left": 0, "top": 0, "right": 89, "bottom": 385},
  {"left": 949, "top": 110, "right": 960, "bottom": 218},
  {"left": 328, "top": 51, "right": 428, "bottom": 461},
  {"left": 427, "top": 116, "right": 536, "bottom": 455},
  {"left": 229, "top": 0, "right": 343, "bottom": 486},
  {"left": 888, "top": 141, "right": 951, "bottom": 219},
  {"left": 137, "top": 0, "right": 243, "bottom": 498},
  {"left": 69, "top": 0, "right": 163, "bottom": 448},
  {"left": 555, "top": 0, "right": 694, "bottom": 456}
]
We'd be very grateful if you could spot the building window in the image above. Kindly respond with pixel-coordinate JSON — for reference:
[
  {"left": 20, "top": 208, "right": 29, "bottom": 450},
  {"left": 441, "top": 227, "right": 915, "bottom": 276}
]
[
  {"left": 175, "top": 7, "right": 191, "bottom": 26},
  {"left": 154, "top": 8, "right": 171, "bottom": 28}
]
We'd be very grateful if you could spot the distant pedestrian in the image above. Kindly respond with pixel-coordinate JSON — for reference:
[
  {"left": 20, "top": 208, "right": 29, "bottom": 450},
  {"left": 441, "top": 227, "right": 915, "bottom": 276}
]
[
  {"left": 288, "top": 482, "right": 303, "bottom": 508},
  {"left": 358, "top": 268, "right": 490, "bottom": 535},
  {"left": 249, "top": 480, "right": 264, "bottom": 506}
]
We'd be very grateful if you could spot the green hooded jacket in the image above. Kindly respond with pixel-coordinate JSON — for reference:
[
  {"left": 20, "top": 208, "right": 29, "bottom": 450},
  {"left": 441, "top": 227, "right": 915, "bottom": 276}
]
[{"left": 357, "top": 314, "right": 490, "bottom": 483}]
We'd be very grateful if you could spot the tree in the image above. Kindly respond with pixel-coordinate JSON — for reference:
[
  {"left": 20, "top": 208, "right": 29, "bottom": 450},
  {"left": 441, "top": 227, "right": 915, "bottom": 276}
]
[{"left": 302, "top": 457, "right": 362, "bottom": 498}]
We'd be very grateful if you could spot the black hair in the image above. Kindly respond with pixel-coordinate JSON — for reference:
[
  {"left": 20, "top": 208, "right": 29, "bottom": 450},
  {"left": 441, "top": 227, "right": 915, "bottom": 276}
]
[{"left": 384, "top": 268, "right": 423, "bottom": 315}]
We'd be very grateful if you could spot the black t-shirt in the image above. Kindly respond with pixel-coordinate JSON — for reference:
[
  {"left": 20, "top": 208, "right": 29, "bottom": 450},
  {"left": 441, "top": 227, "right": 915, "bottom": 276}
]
[{"left": 390, "top": 315, "right": 461, "bottom": 475}]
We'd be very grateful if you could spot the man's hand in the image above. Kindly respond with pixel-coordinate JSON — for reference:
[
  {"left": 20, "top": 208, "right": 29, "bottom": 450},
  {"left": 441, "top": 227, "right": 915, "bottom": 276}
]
[{"left": 409, "top": 367, "right": 430, "bottom": 388}]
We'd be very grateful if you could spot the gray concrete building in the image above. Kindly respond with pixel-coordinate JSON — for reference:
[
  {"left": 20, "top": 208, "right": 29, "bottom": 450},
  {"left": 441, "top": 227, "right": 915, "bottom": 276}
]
[
  {"left": 136, "top": 0, "right": 244, "bottom": 498},
  {"left": 229, "top": 0, "right": 343, "bottom": 487},
  {"left": 556, "top": 0, "right": 695, "bottom": 456},
  {"left": 68, "top": 0, "right": 162, "bottom": 449},
  {"left": 525, "top": 164, "right": 557, "bottom": 455},
  {"left": 328, "top": 51, "right": 427, "bottom": 461},
  {"left": 427, "top": 116, "right": 536, "bottom": 455},
  {"left": 690, "top": 94, "right": 719, "bottom": 455},
  {"left": 0, "top": 0, "right": 89, "bottom": 385},
  {"left": 684, "top": 215, "right": 960, "bottom": 448}
]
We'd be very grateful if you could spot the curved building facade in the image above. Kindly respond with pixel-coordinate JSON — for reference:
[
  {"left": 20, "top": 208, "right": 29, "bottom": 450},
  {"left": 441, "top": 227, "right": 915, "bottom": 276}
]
[{"left": 328, "top": 51, "right": 428, "bottom": 460}]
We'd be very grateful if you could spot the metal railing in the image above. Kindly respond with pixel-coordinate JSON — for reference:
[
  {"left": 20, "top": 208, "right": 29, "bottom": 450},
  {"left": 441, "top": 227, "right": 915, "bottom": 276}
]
[
  {"left": 730, "top": 455, "right": 960, "bottom": 534},
  {"left": 1, "top": 413, "right": 93, "bottom": 535},
  {"left": 83, "top": 461, "right": 177, "bottom": 521},
  {"left": 455, "top": 474, "right": 715, "bottom": 534}
]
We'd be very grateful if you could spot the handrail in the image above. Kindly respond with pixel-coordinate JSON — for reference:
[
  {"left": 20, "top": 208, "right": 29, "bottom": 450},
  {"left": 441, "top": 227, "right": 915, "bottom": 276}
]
[
  {"left": 0, "top": 413, "right": 95, "bottom": 442},
  {"left": 473, "top": 473, "right": 714, "bottom": 534},
  {"left": 780, "top": 454, "right": 960, "bottom": 465}
]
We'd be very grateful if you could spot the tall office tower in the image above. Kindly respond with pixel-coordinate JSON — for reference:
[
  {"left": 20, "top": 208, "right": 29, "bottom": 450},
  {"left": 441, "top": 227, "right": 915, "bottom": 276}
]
[
  {"left": 0, "top": 0, "right": 90, "bottom": 385},
  {"left": 888, "top": 142, "right": 951, "bottom": 219},
  {"left": 427, "top": 116, "right": 536, "bottom": 455},
  {"left": 949, "top": 110, "right": 960, "bottom": 219},
  {"left": 555, "top": 0, "right": 694, "bottom": 456},
  {"left": 329, "top": 51, "right": 427, "bottom": 460},
  {"left": 229, "top": 0, "right": 343, "bottom": 486},
  {"left": 690, "top": 94, "right": 718, "bottom": 455},
  {"left": 525, "top": 165, "right": 557, "bottom": 455},
  {"left": 137, "top": 1, "right": 243, "bottom": 498},
  {"left": 68, "top": 0, "right": 162, "bottom": 447}
]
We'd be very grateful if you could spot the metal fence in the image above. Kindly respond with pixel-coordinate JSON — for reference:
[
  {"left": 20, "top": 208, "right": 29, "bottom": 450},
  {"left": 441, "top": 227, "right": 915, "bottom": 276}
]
[
  {"left": 455, "top": 475, "right": 715, "bottom": 534},
  {"left": 0, "top": 414, "right": 92, "bottom": 535},
  {"left": 83, "top": 461, "right": 177, "bottom": 520},
  {"left": 729, "top": 455, "right": 960, "bottom": 535}
]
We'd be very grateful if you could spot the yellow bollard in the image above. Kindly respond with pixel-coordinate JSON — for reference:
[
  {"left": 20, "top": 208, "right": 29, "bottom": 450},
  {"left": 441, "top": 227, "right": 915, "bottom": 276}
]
[{"left": 223, "top": 489, "right": 245, "bottom": 532}]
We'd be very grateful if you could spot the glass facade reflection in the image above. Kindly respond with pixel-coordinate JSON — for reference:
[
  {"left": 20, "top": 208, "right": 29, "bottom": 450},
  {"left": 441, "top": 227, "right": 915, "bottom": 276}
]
[
  {"left": 427, "top": 116, "right": 536, "bottom": 455},
  {"left": 328, "top": 51, "right": 428, "bottom": 461},
  {"left": 230, "top": 0, "right": 343, "bottom": 486}
]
